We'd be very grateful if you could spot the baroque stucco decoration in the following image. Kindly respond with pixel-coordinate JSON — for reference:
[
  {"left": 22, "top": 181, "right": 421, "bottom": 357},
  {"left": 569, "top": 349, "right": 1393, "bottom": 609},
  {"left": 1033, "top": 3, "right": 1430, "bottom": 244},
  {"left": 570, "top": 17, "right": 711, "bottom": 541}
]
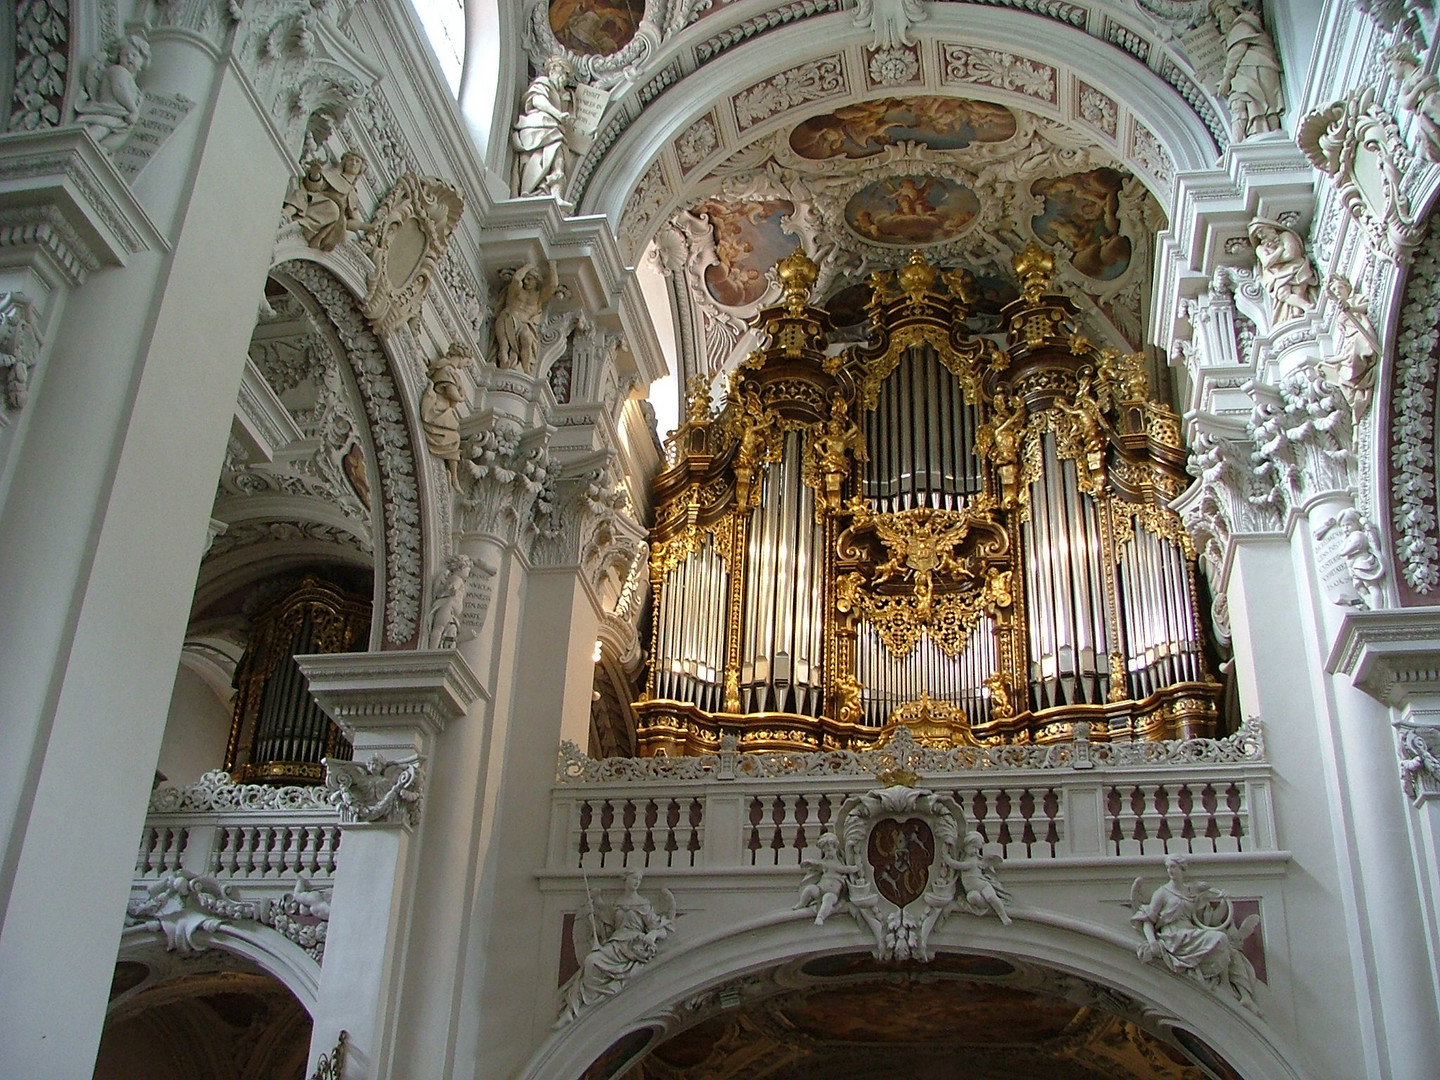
[
  {"left": 361, "top": 172, "right": 465, "bottom": 335},
  {"left": 558, "top": 869, "right": 677, "bottom": 1025},
  {"left": 1129, "top": 855, "right": 1259, "bottom": 1011},
  {"left": 324, "top": 752, "right": 425, "bottom": 827},
  {"left": 1299, "top": 86, "right": 1425, "bottom": 266},
  {"left": 278, "top": 260, "right": 423, "bottom": 643},
  {"left": 126, "top": 870, "right": 331, "bottom": 960},
  {"left": 793, "top": 779, "right": 1013, "bottom": 963}
]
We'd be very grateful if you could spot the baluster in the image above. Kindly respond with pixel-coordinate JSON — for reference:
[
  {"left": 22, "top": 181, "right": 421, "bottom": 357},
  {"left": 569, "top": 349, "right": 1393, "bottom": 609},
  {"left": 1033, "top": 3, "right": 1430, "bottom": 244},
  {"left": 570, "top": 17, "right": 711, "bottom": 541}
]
[
  {"left": 994, "top": 789, "right": 1013, "bottom": 855},
  {"left": 1176, "top": 784, "right": 1197, "bottom": 852},
  {"left": 1201, "top": 783, "right": 1221, "bottom": 853},
  {"left": 136, "top": 828, "right": 156, "bottom": 876},
  {"left": 1122, "top": 785, "right": 1147, "bottom": 856},
  {"left": 1222, "top": 782, "right": 1245, "bottom": 852},
  {"left": 1018, "top": 789, "right": 1037, "bottom": 858},
  {"left": 970, "top": 790, "right": 990, "bottom": 844},
  {"left": 1042, "top": 788, "right": 1060, "bottom": 857},
  {"left": 577, "top": 799, "right": 593, "bottom": 869},
  {"left": 664, "top": 798, "right": 680, "bottom": 868},
  {"left": 620, "top": 799, "right": 637, "bottom": 866},
  {"left": 1106, "top": 786, "right": 1124, "bottom": 855},
  {"left": 318, "top": 826, "right": 340, "bottom": 876},
  {"left": 746, "top": 797, "right": 763, "bottom": 866},
  {"left": 1152, "top": 785, "right": 1173, "bottom": 855},
  {"left": 792, "top": 795, "right": 810, "bottom": 861},
  {"left": 687, "top": 798, "right": 703, "bottom": 866},
  {"left": 769, "top": 796, "right": 787, "bottom": 866},
  {"left": 597, "top": 800, "right": 615, "bottom": 868},
  {"left": 642, "top": 799, "right": 658, "bottom": 868}
]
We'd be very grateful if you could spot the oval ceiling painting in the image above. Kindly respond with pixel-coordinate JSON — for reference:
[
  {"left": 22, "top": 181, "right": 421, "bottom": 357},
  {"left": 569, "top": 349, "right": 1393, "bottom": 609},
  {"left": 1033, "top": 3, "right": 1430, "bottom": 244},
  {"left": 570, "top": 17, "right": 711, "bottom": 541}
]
[
  {"left": 549, "top": 0, "right": 644, "bottom": 56},
  {"left": 845, "top": 175, "right": 980, "bottom": 245},
  {"left": 696, "top": 198, "right": 796, "bottom": 307},
  {"left": 790, "top": 96, "right": 1017, "bottom": 160},
  {"left": 1030, "top": 167, "right": 1133, "bottom": 281}
]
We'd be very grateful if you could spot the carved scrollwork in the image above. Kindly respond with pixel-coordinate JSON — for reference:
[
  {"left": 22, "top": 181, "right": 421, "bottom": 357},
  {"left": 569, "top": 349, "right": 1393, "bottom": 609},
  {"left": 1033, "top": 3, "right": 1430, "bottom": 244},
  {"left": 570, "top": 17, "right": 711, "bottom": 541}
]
[{"left": 361, "top": 173, "right": 465, "bottom": 334}]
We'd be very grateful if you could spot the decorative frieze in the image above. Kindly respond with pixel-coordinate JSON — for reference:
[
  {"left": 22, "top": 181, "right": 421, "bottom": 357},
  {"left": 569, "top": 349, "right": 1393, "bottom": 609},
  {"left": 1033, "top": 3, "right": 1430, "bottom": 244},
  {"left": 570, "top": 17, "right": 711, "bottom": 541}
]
[
  {"left": 126, "top": 870, "right": 331, "bottom": 960},
  {"left": 9, "top": 0, "right": 71, "bottom": 131},
  {"left": 324, "top": 753, "right": 425, "bottom": 828}
]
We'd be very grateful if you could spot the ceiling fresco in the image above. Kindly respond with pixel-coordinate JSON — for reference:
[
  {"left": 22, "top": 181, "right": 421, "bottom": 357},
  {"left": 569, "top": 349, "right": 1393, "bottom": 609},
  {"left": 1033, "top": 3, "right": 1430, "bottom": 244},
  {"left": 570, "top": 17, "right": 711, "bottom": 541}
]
[
  {"left": 589, "top": 952, "right": 1229, "bottom": 1080},
  {"left": 652, "top": 94, "right": 1167, "bottom": 384},
  {"left": 549, "top": 0, "right": 646, "bottom": 56}
]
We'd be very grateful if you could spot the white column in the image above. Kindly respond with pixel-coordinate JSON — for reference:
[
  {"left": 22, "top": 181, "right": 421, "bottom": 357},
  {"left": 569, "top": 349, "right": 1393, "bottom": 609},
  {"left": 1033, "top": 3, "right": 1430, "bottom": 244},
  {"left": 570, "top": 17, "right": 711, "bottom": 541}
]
[
  {"left": 0, "top": 49, "right": 295, "bottom": 1079},
  {"left": 298, "top": 650, "right": 483, "bottom": 1080}
]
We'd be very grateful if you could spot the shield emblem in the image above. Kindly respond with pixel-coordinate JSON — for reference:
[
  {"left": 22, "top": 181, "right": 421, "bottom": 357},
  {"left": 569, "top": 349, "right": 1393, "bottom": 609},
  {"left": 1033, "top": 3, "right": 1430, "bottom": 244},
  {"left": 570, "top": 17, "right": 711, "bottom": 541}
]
[{"left": 866, "top": 817, "right": 935, "bottom": 908}]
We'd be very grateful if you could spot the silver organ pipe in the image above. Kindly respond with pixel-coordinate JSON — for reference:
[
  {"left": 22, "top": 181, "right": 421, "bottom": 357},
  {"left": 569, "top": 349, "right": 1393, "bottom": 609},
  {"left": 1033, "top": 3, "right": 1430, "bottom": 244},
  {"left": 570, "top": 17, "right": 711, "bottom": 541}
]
[
  {"left": 1116, "top": 522, "right": 1203, "bottom": 699},
  {"left": 1022, "top": 437, "right": 1113, "bottom": 710},
  {"left": 653, "top": 540, "right": 728, "bottom": 710},
  {"left": 856, "top": 615, "right": 996, "bottom": 727},
  {"left": 862, "top": 346, "right": 981, "bottom": 513},
  {"left": 740, "top": 432, "right": 826, "bottom": 715}
]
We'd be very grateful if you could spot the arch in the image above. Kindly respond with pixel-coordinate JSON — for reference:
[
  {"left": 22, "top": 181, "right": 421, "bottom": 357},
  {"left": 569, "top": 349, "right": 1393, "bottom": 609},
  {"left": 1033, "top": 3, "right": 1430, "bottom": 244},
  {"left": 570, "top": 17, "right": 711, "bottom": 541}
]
[
  {"left": 519, "top": 910, "right": 1306, "bottom": 1080},
  {"left": 117, "top": 923, "right": 322, "bottom": 1017},
  {"left": 267, "top": 255, "right": 440, "bottom": 649},
  {"left": 580, "top": 7, "right": 1220, "bottom": 239}
]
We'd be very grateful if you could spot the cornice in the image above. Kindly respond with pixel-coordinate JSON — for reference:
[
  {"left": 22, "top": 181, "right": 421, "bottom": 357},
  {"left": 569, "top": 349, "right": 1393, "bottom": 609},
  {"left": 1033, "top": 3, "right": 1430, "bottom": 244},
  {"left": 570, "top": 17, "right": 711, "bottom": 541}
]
[
  {"left": 297, "top": 649, "right": 487, "bottom": 738},
  {"left": 1327, "top": 606, "right": 1440, "bottom": 710}
]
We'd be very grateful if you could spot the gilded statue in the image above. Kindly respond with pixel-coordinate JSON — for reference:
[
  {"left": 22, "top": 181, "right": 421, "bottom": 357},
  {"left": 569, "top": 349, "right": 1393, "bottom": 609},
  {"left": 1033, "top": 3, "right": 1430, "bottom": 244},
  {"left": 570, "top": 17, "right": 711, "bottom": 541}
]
[
  {"left": 1053, "top": 376, "right": 1107, "bottom": 490},
  {"left": 815, "top": 396, "right": 867, "bottom": 513},
  {"left": 977, "top": 392, "right": 1026, "bottom": 509}
]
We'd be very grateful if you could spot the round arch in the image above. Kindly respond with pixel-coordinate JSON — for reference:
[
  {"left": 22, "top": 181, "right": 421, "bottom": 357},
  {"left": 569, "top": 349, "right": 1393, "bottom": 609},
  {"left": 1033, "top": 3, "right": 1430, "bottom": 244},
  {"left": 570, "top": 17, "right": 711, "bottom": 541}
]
[
  {"left": 265, "top": 254, "right": 444, "bottom": 651},
  {"left": 579, "top": 6, "right": 1221, "bottom": 240},
  {"left": 519, "top": 911, "right": 1306, "bottom": 1080}
]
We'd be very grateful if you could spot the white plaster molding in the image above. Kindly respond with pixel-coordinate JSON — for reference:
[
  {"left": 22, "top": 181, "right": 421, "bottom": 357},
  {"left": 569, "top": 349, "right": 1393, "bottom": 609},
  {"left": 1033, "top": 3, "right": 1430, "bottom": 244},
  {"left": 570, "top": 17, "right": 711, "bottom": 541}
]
[
  {"left": 298, "top": 648, "right": 485, "bottom": 741},
  {"left": 1328, "top": 606, "right": 1440, "bottom": 714},
  {"left": 0, "top": 127, "right": 166, "bottom": 287},
  {"left": 362, "top": 173, "right": 466, "bottom": 335},
  {"left": 126, "top": 869, "right": 330, "bottom": 961}
]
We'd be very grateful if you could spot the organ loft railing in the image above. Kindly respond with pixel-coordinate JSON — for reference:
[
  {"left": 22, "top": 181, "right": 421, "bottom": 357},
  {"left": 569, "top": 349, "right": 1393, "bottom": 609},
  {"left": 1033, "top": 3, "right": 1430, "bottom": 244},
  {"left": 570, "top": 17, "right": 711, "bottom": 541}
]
[{"left": 639, "top": 245, "right": 1217, "bottom": 754}]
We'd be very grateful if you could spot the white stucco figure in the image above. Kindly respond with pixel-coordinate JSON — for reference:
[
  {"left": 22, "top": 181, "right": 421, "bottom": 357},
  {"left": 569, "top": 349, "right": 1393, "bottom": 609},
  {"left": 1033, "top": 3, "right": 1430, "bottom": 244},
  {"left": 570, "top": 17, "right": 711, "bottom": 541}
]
[
  {"left": 282, "top": 151, "right": 371, "bottom": 252},
  {"left": 75, "top": 33, "right": 151, "bottom": 152},
  {"left": 493, "top": 260, "right": 559, "bottom": 373},
  {"left": 427, "top": 553, "right": 473, "bottom": 649},
  {"left": 1319, "top": 276, "right": 1381, "bottom": 420},
  {"left": 1386, "top": 43, "right": 1440, "bottom": 162},
  {"left": 558, "top": 870, "right": 676, "bottom": 1025},
  {"left": 1248, "top": 217, "right": 1316, "bottom": 324},
  {"left": 796, "top": 831, "right": 861, "bottom": 924},
  {"left": 513, "top": 56, "right": 577, "bottom": 201},
  {"left": 421, "top": 344, "right": 470, "bottom": 491},
  {"left": 1212, "top": 0, "right": 1285, "bottom": 140},
  {"left": 1130, "top": 855, "right": 1259, "bottom": 1010}
]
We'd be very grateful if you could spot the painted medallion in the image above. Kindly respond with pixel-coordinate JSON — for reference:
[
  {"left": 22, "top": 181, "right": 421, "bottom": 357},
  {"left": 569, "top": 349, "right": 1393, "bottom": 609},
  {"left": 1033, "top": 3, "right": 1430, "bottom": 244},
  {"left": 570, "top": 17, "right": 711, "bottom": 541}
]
[
  {"left": 1030, "top": 167, "right": 1133, "bottom": 281},
  {"left": 844, "top": 175, "right": 980, "bottom": 245},
  {"left": 789, "top": 96, "right": 1017, "bottom": 160},
  {"left": 548, "top": 0, "right": 643, "bottom": 56},
  {"left": 866, "top": 817, "right": 934, "bottom": 908},
  {"left": 694, "top": 198, "right": 795, "bottom": 307}
]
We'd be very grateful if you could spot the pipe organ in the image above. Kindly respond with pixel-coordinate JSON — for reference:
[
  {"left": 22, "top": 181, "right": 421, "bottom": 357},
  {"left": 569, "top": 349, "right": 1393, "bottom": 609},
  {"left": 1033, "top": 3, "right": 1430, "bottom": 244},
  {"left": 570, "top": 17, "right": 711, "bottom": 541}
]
[{"left": 640, "top": 246, "right": 1217, "bottom": 754}]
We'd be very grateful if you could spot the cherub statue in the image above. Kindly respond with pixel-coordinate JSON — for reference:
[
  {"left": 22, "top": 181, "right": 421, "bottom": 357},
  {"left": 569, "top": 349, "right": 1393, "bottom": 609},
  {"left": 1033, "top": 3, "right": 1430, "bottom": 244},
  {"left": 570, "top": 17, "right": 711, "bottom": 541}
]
[
  {"left": 984, "top": 669, "right": 1014, "bottom": 721},
  {"left": 1386, "top": 43, "right": 1440, "bottom": 163},
  {"left": 558, "top": 870, "right": 677, "bottom": 1024},
  {"left": 493, "top": 260, "right": 559, "bottom": 373},
  {"left": 1316, "top": 507, "right": 1386, "bottom": 607},
  {"left": 796, "top": 831, "right": 862, "bottom": 925},
  {"left": 75, "top": 33, "right": 151, "bottom": 152},
  {"left": 1053, "top": 377, "right": 1107, "bottom": 490},
  {"left": 1319, "top": 276, "right": 1380, "bottom": 420},
  {"left": 514, "top": 56, "right": 577, "bottom": 201},
  {"left": 1130, "top": 855, "right": 1259, "bottom": 1009},
  {"left": 421, "top": 344, "right": 471, "bottom": 491},
  {"left": 282, "top": 151, "right": 371, "bottom": 252},
  {"left": 428, "top": 553, "right": 473, "bottom": 648},
  {"left": 947, "top": 831, "right": 1013, "bottom": 924},
  {"left": 1248, "top": 217, "right": 1317, "bottom": 325},
  {"left": 1211, "top": 0, "right": 1285, "bottom": 140}
]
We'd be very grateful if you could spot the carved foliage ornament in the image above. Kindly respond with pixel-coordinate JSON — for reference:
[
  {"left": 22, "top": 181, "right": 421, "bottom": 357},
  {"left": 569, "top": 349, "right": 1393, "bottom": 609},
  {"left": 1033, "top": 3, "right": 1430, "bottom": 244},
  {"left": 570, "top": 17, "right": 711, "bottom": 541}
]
[
  {"left": 362, "top": 173, "right": 465, "bottom": 335},
  {"left": 1398, "top": 723, "right": 1440, "bottom": 804},
  {"left": 126, "top": 870, "right": 331, "bottom": 960},
  {"left": 1299, "top": 87, "right": 1425, "bottom": 265},
  {"left": 794, "top": 782, "right": 1012, "bottom": 963}
]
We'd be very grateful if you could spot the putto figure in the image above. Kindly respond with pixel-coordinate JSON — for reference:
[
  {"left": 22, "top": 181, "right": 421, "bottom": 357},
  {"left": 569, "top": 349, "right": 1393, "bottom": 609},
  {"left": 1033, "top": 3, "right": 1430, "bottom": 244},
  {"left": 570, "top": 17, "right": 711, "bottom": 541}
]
[
  {"left": 1212, "top": 0, "right": 1285, "bottom": 140},
  {"left": 558, "top": 870, "right": 676, "bottom": 1024},
  {"left": 75, "top": 33, "right": 151, "bottom": 152},
  {"left": 796, "top": 831, "right": 862, "bottom": 924},
  {"left": 1130, "top": 855, "right": 1259, "bottom": 1010},
  {"left": 514, "top": 56, "right": 577, "bottom": 201}
]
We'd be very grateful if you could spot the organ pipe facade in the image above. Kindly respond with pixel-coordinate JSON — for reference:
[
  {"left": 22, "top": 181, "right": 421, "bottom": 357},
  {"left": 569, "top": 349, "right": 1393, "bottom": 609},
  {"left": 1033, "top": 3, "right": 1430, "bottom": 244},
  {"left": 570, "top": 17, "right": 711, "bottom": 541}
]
[{"left": 639, "top": 246, "right": 1217, "bottom": 754}]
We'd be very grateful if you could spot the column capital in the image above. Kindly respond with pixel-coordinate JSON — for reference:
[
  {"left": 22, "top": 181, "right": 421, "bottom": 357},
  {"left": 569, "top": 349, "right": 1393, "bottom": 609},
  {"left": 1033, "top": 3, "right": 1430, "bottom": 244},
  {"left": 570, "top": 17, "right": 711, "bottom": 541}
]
[{"left": 298, "top": 649, "right": 485, "bottom": 743}]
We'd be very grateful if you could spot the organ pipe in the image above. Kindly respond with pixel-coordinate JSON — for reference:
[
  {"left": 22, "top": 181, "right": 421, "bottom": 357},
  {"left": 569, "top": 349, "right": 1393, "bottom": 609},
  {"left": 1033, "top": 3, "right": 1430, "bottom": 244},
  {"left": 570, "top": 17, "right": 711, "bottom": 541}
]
[{"left": 637, "top": 246, "right": 1219, "bottom": 755}]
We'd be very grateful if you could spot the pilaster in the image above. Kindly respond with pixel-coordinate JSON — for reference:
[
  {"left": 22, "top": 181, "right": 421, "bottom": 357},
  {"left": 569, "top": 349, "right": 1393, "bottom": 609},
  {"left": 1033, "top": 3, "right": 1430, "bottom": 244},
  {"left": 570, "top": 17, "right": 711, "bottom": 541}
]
[{"left": 299, "top": 650, "right": 483, "bottom": 1080}]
